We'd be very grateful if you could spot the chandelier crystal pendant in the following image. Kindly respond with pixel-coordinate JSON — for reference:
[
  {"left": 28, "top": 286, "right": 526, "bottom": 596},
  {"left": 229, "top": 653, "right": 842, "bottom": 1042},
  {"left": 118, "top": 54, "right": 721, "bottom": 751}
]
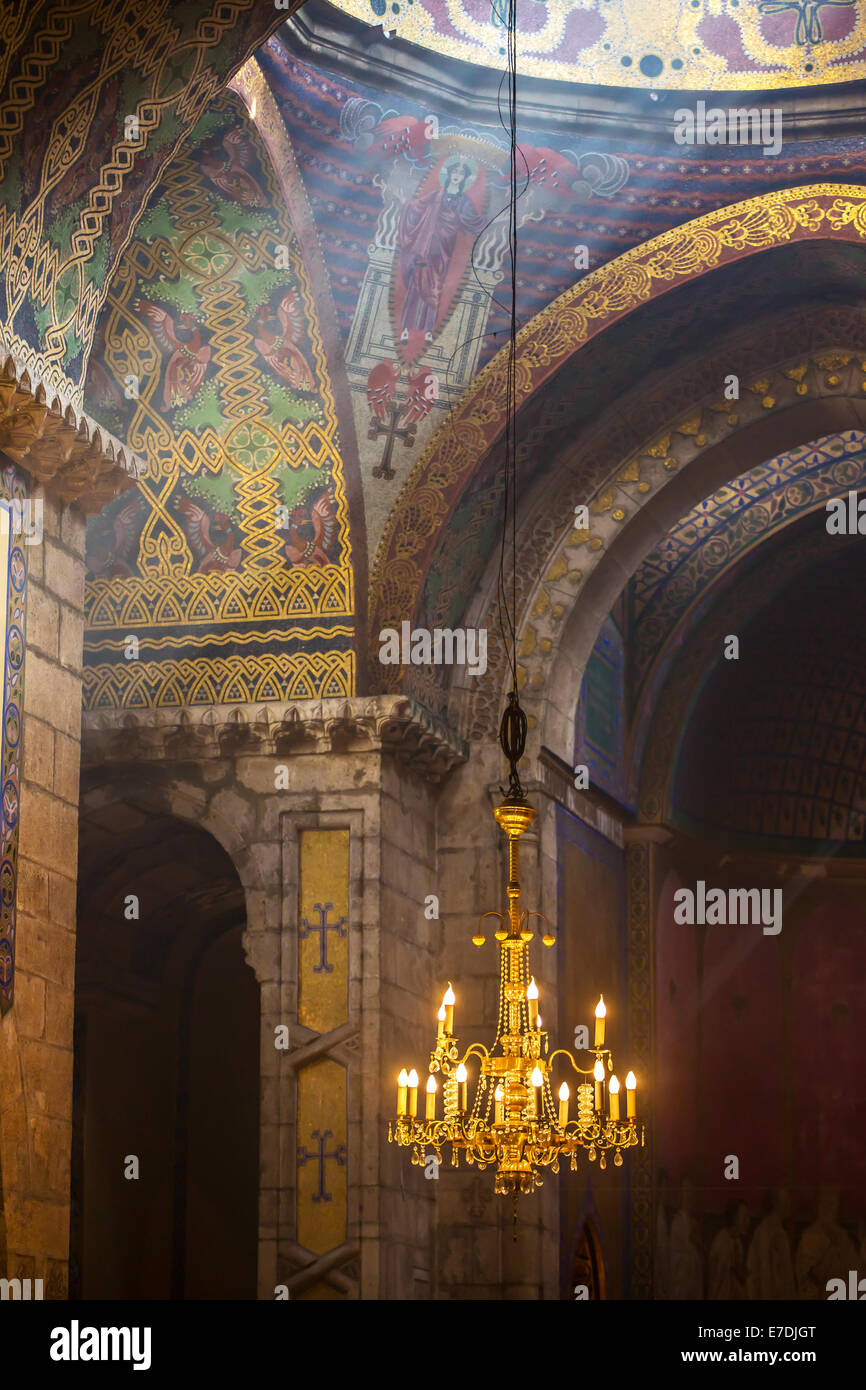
[{"left": 388, "top": 696, "right": 644, "bottom": 1197}]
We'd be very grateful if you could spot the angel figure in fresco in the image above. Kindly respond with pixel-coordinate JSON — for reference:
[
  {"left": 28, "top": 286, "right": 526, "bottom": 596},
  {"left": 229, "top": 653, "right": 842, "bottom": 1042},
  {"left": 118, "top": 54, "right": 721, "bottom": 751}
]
[
  {"left": 397, "top": 157, "right": 489, "bottom": 343},
  {"left": 135, "top": 299, "right": 211, "bottom": 410},
  {"left": 85, "top": 497, "right": 143, "bottom": 579},
  {"left": 252, "top": 289, "right": 316, "bottom": 392},
  {"left": 277, "top": 488, "right": 337, "bottom": 569},
  {"left": 176, "top": 497, "right": 242, "bottom": 574},
  {"left": 200, "top": 127, "right": 267, "bottom": 207}
]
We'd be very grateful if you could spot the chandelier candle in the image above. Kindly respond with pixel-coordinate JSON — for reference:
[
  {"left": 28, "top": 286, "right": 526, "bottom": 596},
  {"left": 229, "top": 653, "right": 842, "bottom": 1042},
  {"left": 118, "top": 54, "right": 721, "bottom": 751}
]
[
  {"left": 527, "top": 978, "right": 539, "bottom": 1029},
  {"left": 558, "top": 1083, "right": 570, "bottom": 1127},
  {"left": 594, "top": 1059, "right": 605, "bottom": 1113},
  {"left": 456, "top": 1063, "right": 468, "bottom": 1112},
  {"left": 387, "top": 794, "right": 644, "bottom": 1195},
  {"left": 595, "top": 996, "right": 606, "bottom": 1046},
  {"left": 609, "top": 1075, "right": 620, "bottom": 1121},
  {"left": 531, "top": 1066, "right": 543, "bottom": 1114},
  {"left": 443, "top": 984, "right": 455, "bottom": 1036}
]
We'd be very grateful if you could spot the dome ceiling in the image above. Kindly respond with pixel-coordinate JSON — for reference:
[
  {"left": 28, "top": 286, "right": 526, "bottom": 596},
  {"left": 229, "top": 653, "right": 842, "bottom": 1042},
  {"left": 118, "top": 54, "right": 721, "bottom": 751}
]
[{"left": 329, "top": 0, "right": 866, "bottom": 90}]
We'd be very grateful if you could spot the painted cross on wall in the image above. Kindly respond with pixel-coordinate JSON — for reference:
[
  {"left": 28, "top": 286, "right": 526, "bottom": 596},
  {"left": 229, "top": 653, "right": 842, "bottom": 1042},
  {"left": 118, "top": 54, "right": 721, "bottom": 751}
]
[
  {"left": 295, "top": 829, "right": 350, "bottom": 1281},
  {"left": 297, "top": 1128, "right": 348, "bottom": 1203}
]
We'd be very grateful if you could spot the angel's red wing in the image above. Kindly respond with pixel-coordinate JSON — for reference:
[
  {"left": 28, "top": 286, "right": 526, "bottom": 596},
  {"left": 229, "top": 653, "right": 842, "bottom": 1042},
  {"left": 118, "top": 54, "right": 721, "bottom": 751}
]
[
  {"left": 276, "top": 289, "right": 305, "bottom": 347},
  {"left": 137, "top": 299, "right": 178, "bottom": 353},
  {"left": 311, "top": 491, "right": 337, "bottom": 554}
]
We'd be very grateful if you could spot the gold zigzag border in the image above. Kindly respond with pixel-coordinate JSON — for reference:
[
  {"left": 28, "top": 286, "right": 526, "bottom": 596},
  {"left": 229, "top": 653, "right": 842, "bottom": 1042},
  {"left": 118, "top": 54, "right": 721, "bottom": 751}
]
[
  {"left": 85, "top": 624, "right": 354, "bottom": 652},
  {"left": 83, "top": 649, "right": 355, "bottom": 709}
]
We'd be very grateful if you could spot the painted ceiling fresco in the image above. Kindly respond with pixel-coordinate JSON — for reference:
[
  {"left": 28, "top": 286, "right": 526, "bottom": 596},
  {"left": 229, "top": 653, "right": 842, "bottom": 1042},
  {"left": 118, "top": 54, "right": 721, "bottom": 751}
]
[
  {"left": 0, "top": 0, "right": 287, "bottom": 401},
  {"left": 330, "top": 0, "right": 866, "bottom": 89},
  {"left": 82, "top": 94, "right": 354, "bottom": 710},
  {"left": 261, "top": 28, "right": 866, "bottom": 377},
  {"left": 69, "top": 6, "right": 866, "bottom": 713},
  {"left": 257, "top": 21, "right": 866, "bottom": 589},
  {"left": 414, "top": 242, "right": 866, "bottom": 715}
]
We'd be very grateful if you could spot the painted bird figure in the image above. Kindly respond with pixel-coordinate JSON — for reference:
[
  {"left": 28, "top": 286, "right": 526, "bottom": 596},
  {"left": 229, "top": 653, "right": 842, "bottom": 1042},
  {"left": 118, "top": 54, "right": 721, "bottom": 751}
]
[
  {"left": 136, "top": 299, "right": 211, "bottom": 410},
  {"left": 176, "top": 498, "right": 242, "bottom": 573},
  {"left": 278, "top": 489, "right": 337, "bottom": 568},
  {"left": 85, "top": 497, "right": 142, "bottom": 578},
  {"left": 200, "top": 128, "right": 267, "bottom": 207},
  {"left": 253, "top": 289, "right": 316, "bottom": 392}
]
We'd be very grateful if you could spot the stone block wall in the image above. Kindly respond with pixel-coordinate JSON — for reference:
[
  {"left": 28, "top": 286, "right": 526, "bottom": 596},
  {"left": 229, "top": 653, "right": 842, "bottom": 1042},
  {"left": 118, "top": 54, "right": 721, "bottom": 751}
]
[{"left": 0, "top": 490, "right": 86, "bottom": 1297}]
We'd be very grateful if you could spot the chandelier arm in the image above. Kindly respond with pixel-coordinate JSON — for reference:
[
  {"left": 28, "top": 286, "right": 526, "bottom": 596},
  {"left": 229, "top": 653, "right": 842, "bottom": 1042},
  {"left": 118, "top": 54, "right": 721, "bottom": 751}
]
[
  {"left": 547, "top": 1048, "right": 595, "bottom": 1076},
  {"left": 461, "top": 1042, "right": 491, "bottom": 1063}
]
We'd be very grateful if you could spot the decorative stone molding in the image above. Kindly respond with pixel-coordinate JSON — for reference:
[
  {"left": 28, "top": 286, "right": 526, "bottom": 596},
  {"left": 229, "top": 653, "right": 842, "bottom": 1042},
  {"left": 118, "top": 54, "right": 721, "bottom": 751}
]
[
  {"left": 461, "top": 319, "right": 866, "bottom": 748},
  {"left": 370, "top": 186, "right": 866, "bottom": 679},
  {"left": 0, "top": 338, "right": 146, "bottom": 510},
  {"left": 82, "top": 695, "right": 468, "bottom": 782}
]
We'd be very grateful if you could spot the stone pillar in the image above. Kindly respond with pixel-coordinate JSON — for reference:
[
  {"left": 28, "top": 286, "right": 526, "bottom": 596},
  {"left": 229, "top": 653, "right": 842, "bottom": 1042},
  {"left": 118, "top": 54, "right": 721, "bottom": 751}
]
[
  {"left": 81, "top": 698, "right": 464, "bottom": 1300},
  {"left": 1, "top": 494, "right": 86, "bottom": 1296},
  {"left": 624, "top": 825, "right": 670, "bottom": 1299}
]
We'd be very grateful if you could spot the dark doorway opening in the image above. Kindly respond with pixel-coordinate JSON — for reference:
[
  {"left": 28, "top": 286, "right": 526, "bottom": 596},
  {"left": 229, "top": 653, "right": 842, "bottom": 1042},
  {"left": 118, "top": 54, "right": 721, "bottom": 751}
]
[
  {"left": 72, "top": 790, "right": 260, "bottom": 1299},
  {"left": 572, "top": 1219, "right": 607, "bottom": 1301}
]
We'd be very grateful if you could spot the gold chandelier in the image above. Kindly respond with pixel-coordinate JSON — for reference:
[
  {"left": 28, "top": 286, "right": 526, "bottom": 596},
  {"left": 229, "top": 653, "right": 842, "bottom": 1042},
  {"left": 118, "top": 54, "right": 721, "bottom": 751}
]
[
  {"left": 387, "top": 0, "right": 642, "bottom": 1199},
  {"left": 388, "top": 700, "right": 643, "bottom": 1197}
]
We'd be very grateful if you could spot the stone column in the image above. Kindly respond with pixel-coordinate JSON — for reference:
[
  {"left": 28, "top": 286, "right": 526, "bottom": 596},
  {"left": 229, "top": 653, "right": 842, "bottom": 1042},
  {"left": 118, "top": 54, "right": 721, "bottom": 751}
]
[
  {"left": 81, "top": 697, "right": 464, "bottom": 1300},
  {"left": 0, "top": 494, "right": 85, "bottom": 1296},
  {"left": 624, "top": 825, "right": 670, "bottom": 1299}
]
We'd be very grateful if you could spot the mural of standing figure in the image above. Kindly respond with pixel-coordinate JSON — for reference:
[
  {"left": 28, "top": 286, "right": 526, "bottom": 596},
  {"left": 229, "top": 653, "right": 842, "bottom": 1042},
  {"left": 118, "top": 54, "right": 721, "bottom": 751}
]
[
  {"left": 747, "top": 1188, "right": 796, "bottom": 1299},
  {"left": 708, "top": 1201, "right": 751, "bottom": 1299},
  {"left": 669, "top": 1177, "right": 704, "bottom": 1299},
  {"left": 397, "top": 157, "right": 489, "bottom": 342},
  {"left": 795, "top": 1187, "right": 858, "bottom": 1300}
]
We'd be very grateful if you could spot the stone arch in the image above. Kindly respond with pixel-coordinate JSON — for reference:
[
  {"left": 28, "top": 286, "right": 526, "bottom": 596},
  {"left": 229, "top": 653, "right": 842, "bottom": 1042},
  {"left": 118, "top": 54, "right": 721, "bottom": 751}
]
[
  {"left": 76, "top": 761, "right": 280, "bottom": 1289},
  {"left": 369, "top": 185, "right": 866, "bottom": 672},
  {"left": 637, "top": 531, "right": 866, "bottom": 839},
  {"left": 633, "top": 521, "right": 849, "bottom": 824},
  {"left": 625, "top": 431, "right": 866, "bottom": 801},
  {"left": 459, "top": 335, "right": 866, "bottom": 762},
  {"left": 75, "top": 777, "right": 266, "bottom": 1297},
  {"left": 79, "top": 765, "right": 277, "bottom": 980}
]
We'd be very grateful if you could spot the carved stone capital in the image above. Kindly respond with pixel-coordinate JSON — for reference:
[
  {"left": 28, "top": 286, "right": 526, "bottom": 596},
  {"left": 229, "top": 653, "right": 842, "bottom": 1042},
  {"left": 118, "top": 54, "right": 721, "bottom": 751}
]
[{"left": 0, "top": 338, "right": 146, "bottom": 511}]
